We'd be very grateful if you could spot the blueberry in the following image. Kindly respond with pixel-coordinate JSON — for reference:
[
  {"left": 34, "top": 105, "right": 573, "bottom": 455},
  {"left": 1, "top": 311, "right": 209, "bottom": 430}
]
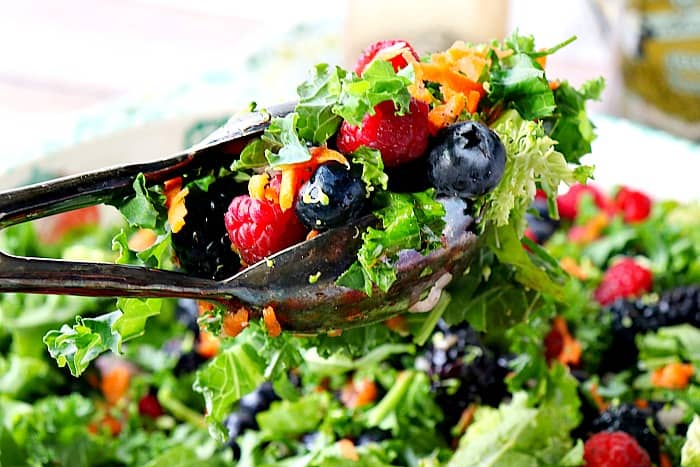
[
  {"left": 239, "top": 382, "right": 278, "bottom": 414},
  {"left": 173, "top": 351, "right": 206, "bottom": 376},
  {"left": 356, "top": 428, "right": 392, "bottom": 445},
  {"left": 175, "top": 298, "right": 200, "bottom": 335},
  {"left": 525, "top": 197, "right": 560, "bottom": 244},
  {"left": 295, "top": 162, "right": 366, "bottom": 231},
  {"left": 427, "top": 121, "right": 506, "bottom": 199},
  {"left": 224, "top": 410, "right": 258, "bottom": 458}
]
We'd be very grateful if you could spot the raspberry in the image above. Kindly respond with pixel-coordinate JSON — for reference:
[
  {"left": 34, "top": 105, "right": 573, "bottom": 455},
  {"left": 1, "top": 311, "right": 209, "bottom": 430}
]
[
  {"left": 224, "top": 195, "right": 307, "bottom": 265},
  {"left": 583, "top": 431, "right": 652, "bottom": 467},
  {"left": 337, "top": 98, "right": 430, "bottom": 168},
  {"left": 556, "top": 184, "right": 608, "bottom": 220},
  {"left": 354, "top": 39, "right": 419, "bottom": 76},
  {"left": 594, "top": 258, "right": 653, "bottom": 306},
  {"left": 138, "top": 393, "right": 164, "bottom": 419},
  {"left": 614, "top": 187, "right": 652, "bottom": 223}
]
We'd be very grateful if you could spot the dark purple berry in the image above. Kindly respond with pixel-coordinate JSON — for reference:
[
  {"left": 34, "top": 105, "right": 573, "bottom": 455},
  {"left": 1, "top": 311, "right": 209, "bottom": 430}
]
[
  {"left": 295, "top": 162, "right": 366, "bottom": 231},
  {"left": 428, "top": 121, "right": 506, "bottom": 199}
]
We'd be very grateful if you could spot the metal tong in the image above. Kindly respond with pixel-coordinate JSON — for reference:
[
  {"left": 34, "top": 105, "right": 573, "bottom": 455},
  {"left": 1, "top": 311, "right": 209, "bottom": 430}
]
[{"left": 0, "top": 103, "right": 478, "bottom": 334}]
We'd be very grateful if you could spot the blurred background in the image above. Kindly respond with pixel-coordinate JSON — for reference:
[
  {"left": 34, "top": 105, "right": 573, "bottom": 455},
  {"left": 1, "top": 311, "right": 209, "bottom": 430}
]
[{"left": 1, "top": 0, "right": 698, "bottom": 174}]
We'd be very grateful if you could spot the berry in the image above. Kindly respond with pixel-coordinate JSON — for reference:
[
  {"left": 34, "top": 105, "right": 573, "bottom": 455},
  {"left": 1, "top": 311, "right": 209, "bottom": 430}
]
[
  {"left": 356, "top": 428, "right": 392, "bottom": 446},
  {"left": 175, "top": 298, "right": 200, "bottom": 335},
  {"left": 583, "top": 431, "right": 652, "bottom": 467},
  {"left": 238, "top": 381, "right": 279, "bottom": 415},
  {"left": 354, "top": 39, "right": 419, "bottom": 76},
  {"left": 225, "top": 382, "right": 280, "bottom": 458},
  {"left": 556, "top": 184, "right": 608, "bottom": 220},
  {"left": 295, "top": 162, "right": 367, "bottom": 231},
  {"left": 614, "top": 187, "right": 652, "bottom": 223},
  {"left": 173, "top": 351, "right": 206, "bottom": 376},
  {"left": 172, "top": 177, "right": 245, "bottom": 280},
  {"left": 592, "top": 404, "right": 662, "bottom": 463},
  {"left": 427, "top": 121, "right": 506, "bottom": 199},
  {"left": 337, "top": 98, "right": 430, "bottom": 168},
  {"left": 138, "top": 393, "right": 164, "bottom": 419},
  {"left": 417, "top": 320, "right": 508, "bottom": 430},
  {"left": 594, "top": 258, "right": 653, "bottom": 306},
  {"left": 224, "top": 194, "right": 307, "bottom": 265},
  {"left": 526, "top": 197, "right": 560, "bottom": 244},
  {"left": 604, "top": 284, "right": 700, "bottom": 371}
]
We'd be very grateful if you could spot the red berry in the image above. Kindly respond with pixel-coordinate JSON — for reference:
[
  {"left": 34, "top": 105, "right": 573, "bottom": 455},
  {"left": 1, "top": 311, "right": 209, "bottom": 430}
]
[
  {"left": 584, "top": 431, "right": 652, "bottom": 467},
  {"left": 354, "top": 39, "right": 419, "bottom": 76},
  {"left": 594, "top": 258, "right": 653, "bottom": 306},
  {"left": 337, "top": 98, "right": 430, "bottom": 168},
  {"left": 614, "top": 187, "right": 652, "bottom": 223},
  {"left": 224, "top": 195, "right": 307, "bottom": 265},
  {"left": 557, "top": 184, "right": 608, "bottom": 220},
  {"left": 138, "top": 393, "right": 164, "bottom": 419}
]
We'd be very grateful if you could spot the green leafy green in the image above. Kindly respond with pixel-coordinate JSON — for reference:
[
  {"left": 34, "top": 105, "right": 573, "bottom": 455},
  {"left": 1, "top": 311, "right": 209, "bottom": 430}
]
[
  {"left": 548, "top": 78, "right": 605, "bottom": 163},
  {"left": 263, "top": 113, "right": 312, "bottom": 167},
  {"left": 682, "top": 415, "right": 700, "bottom": 467},
  {"left": 449, "top": 365, "right": 582, "bottom": 467},
  {"left": 296, "top": 64, "right": 346, "bottom": 144},
  {"left": 637, "top": 325, "right": 700, "bottom": 370},
  {"left": 336, "top": 190, "right": 445, "bottom": 295},
  {"left": 113, "top": 173, "right": 161, "bottom": 229},
  {"left": 113, "top": 298, "right": 163, "bottom": 343},
  {"left": 257, "top": 393, "right": 330, "bottom": 439},
  {"left": 333, "top": 60, "right": 414, "bottom": 126},
  {"left": 43, "top": 311, "right": 122, "bottom": 377},
  {"left": 350, "top": 147, "right": 388, "bottom": 194}
]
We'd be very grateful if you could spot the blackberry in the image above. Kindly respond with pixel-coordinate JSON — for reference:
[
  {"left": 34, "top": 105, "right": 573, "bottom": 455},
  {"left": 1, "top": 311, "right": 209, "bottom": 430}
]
[
  {"left": 175, "top": 298, "right": 200, "bottom": 335},
  {"left": 417, "top": 320, "right": 508, "bottom": 429},
  {"left": 172, "top": 177, "right": 245, "bottom": 280},
  {"left": 603, "top": 284, "right": 700, "bottom": 372},
  {"left": 592, "top": 403, "right": 663, "bottom": 463}
]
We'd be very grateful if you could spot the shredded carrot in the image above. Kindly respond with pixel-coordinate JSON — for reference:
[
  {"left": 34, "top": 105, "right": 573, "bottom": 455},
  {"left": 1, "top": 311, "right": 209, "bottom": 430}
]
[
  {"left": 163, "top": 177, "right": 182, "bottom": 206},
  {"left": 416, "top": 62, "right": 484, "bottom": 96},
  {"left": 248, "top": 173, "right": 270, "bottom": 201},
  {"left": 222, "top": 307, "right": 250, "bottom": 338},
  {"left": 306, "top": 230, "right": 320, "bottom": 241},
  {"left": 635, "top": 399, "right": 649, "bottom": 409},
  {"left": 560, "top": 257, "right": 587, "bottom": 280},
  {"left": 549, "top": 316, "right": 582, "bottom": 367},
  {"left": 279, "top": 168, "right": 298, "bottom": 212},
  {"left": 340, "top": 378, "right": 378, "bottom": 409},
  {"left": 466, "top": 89, "right": 481, "bottom": 114},
  {"left": 88, "top": 413, "right": 122, "bottom": 436},
  {"left": 198, "top": 301, "right": 215, "bottom": 315},
  {"left": 453, "top": 403, "right": 478, "bottom": 441},
  {"left": 196, "top": 331, "right": 220, "bottom": 359},
  {"left": 127, "top": 228, "right": 157, "bottom": 252},
  {"left": 567, "top": 212, "right": 609, "bottom": 245},
  {"left": 326, "top": 329, "right": 343, "bottom": 337},
  {"left": 536, "top": 54, "right": 547, "bottom": 69},
  {"left": 660, "top": 453, "right": 673, "bottom": 467},
  {"left": 101, "top": 365, "right": 131, "bottom": 405},
  {"left": 385, "top": 315, "right": 408, "bottom": 334},
  {"left": 549, "top": 80, "right": 560, "bottom": 91},
  {"left": 167, "top": 187, "right": 189, "bottom": 234},
  {"left": 589, "top": 382, "right": 609, "bottom": 412},
  {"left": 651, "top": 363, "right": 694, "bottom": 389},
  {"left": 428, "top": 91, "right": 467, "bottom": 133},
  {"left": 262, "top": 306, "right": 282, "bottom": 337},
  {"left": 337, "top": 439, "right": 359, "bottom": 461}
]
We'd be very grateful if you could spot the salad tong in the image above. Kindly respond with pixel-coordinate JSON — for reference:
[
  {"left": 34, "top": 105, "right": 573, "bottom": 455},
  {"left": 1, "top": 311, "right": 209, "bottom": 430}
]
[{"left": 0, "top": 103, "right": 478, "bottom": 333}]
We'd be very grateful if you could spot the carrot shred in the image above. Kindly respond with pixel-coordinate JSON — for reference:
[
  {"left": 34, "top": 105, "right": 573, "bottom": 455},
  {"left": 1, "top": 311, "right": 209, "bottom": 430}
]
[
  {"left": 263, "top": 306, "right": 282, "bottom": 337},
  {"left": 127, "top": 228, "right": 157, "bottom": 252},
  {"left": 660, "top": 453, "right": 673, "bottom": 467},
  {"left": 466, "top": 89, "right": 481, "bottom": 114},
  {"left": 248, "top": 173, "right": 270, "bottom": 201},
  {"left": 548, "top": 316, "right": 582, "bottom": 367},
  {"left": 635, "top": 399, "right": 649, "bottom": 409},
  {"left": 559, "top": 257, "right": 587, "bottom": 280},
  {"left": 198, "top": 301, "right": 215, "bottom": 315},
  {"left": 196, "top": 331, "right": 220, "bottom": 359},
  {"left": 536, "top": 54, "right": 547, "bottom": 69},
  {"left": 167, "top": 187, "right": 189, "bottom": 234},
  {"left": 279, "top": 168, "right": 298, "bottom": 212},
  {"left": 385, "top": 315, "right": 408, "bottom": 334},
  {"left": 223, "top": 307, "right": 250, "bottom": 338},
  {"left": 337, "top": 439, "right": 359, "bottom": 461},
  {"left": 164, "top": 177, "right": 182, "bottom": 206},
  {"left": 589, "top": 382, "right": 609, "bottom": 412},
  {"left": 549, "top": 80, "right": 560, "bottom": 90},
  {"left": 651, "top": 363, "right": 694, "bottom": 389},
  {"left": 101, "top": 365, "right": 131, "bottom": 405},
  {"left": 340, "top": 378, "right": 378, "bottom": 409}
]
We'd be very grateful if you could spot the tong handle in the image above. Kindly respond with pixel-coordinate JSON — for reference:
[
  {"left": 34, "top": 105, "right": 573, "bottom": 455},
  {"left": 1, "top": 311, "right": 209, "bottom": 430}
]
[
  {"left": 0, "top": 103, "right": 294, "bottom": 299},
  {"left": 0, "top": 252, "right": 230, "bottom": 299},
  {"left": 0, "top": 103, "right": 294, "bottom": 229}
]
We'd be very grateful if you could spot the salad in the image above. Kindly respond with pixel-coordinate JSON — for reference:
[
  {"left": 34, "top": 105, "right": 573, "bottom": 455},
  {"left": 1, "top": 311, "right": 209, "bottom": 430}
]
[{"left": 0, "top": 33, "right": 698, "bottom": 466}]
